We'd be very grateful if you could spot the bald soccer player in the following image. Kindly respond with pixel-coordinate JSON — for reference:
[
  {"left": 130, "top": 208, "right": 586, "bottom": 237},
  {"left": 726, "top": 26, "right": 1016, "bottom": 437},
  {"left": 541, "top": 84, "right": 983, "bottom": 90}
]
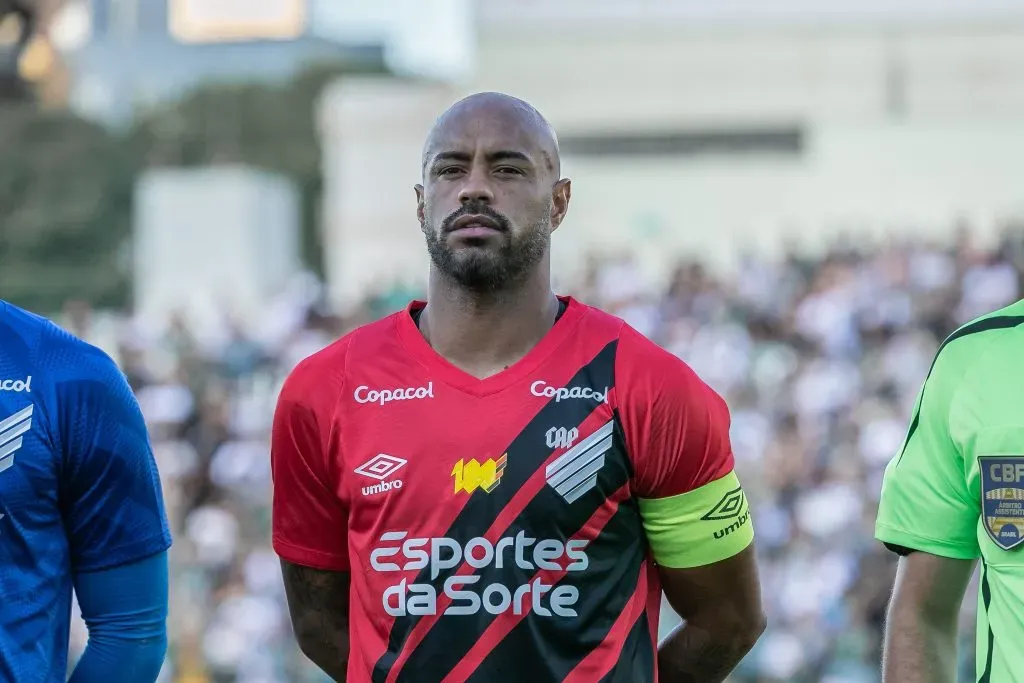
[{"left": 271, "top": 93, "right": 766, "bottom": 683}]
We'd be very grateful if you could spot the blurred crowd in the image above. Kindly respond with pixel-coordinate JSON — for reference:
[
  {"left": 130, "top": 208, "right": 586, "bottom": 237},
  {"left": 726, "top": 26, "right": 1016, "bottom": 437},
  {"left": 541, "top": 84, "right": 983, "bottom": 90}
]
[{"left": 62, "top": 222, "right": 1024, "bottom": 683}]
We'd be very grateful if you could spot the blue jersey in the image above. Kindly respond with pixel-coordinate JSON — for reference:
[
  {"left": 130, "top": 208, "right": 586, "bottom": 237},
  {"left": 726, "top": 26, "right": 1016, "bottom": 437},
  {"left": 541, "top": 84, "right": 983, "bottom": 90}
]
[{"left": 0, "top": 302, "right": 172, "bottom": 682}]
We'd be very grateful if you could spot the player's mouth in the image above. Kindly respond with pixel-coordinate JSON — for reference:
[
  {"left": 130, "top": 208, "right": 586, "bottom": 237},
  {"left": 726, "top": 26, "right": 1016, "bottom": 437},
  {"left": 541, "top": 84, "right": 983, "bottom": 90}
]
[{"left": 447, "top": 214, "right": 504, "bottom": 238}]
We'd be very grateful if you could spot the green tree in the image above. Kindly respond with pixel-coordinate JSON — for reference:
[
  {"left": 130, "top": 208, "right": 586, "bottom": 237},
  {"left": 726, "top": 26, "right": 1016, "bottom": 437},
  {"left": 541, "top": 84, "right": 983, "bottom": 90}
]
[
  {"left": 0, "top": 60, "right": 382, "bottom": 312},
  {"left": 0, "top": 103, "right": 136, "bottom": 310}
]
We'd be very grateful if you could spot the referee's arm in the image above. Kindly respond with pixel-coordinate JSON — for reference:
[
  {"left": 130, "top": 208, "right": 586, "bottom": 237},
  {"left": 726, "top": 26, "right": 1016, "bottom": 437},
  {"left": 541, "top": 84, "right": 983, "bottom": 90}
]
[
  {"left": 883, "top": 551, "right": 974, "bottom": 683},
  {"left": 875, "top": 346, "right": 979, "bottom": 683}
]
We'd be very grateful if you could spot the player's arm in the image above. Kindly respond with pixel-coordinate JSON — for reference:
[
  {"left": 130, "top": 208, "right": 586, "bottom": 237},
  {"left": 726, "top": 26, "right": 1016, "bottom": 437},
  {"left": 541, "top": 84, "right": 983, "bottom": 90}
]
[
  {"left": 656, "top": 545, "right": 762, "bottom": 683},
  {"left": 271, "top": 355, "right": 351, "bottom": 681},
  {"left": 883, "top": 552, "right": 974, "bottom": 683},
  {"left": 279, "top": 561, "right": 351, "bottom": 682},
  {"left": 69, "top": 552, "right": 169, "bottom": 683},
  {"left": 618, "top": 327, "right": 765, "bottom": 683},
  {"left": 875, "top": 345, "right": 979, "bottom": 683},
  {"left": 57, "top": 346, "right": 173, "bottom": 682}
]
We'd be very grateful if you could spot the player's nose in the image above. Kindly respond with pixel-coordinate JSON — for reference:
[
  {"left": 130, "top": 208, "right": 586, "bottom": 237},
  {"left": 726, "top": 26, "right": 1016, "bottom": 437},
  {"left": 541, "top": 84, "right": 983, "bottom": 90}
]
[{"left": 457, "top": 168, "right": 495, "bottom": 205}]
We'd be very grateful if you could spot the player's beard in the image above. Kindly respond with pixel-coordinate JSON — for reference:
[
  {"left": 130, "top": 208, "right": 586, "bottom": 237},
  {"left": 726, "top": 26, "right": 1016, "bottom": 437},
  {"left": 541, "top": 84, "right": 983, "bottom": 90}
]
[{"left": 423, "top": 202, "right": 549, "bottom": 293}]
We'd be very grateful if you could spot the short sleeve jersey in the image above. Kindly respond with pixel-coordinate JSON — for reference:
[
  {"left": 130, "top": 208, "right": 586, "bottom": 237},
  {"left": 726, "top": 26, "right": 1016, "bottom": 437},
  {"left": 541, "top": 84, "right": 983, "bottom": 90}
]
[
  {"left": 0, "top": 302, "right": 172, "bottom": 682},
  {"left": 272, "top": 297, "right": 753, "bottom": 683},
  {"left": 876, "top": 299, "right": 1024, "bottom": 683}
]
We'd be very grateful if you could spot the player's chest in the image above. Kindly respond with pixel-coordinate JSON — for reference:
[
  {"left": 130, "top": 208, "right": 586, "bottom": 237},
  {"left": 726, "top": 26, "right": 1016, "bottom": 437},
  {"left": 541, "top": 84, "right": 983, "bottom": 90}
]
[
  {"left": 337, "top": 380, "right": 629, "bottom": 537},
  {"left": 0, "top": 392, "right": 58, "bottom": 512},
  {"left": 955, "top": 364, "right": 1024, "bottom": 563}
]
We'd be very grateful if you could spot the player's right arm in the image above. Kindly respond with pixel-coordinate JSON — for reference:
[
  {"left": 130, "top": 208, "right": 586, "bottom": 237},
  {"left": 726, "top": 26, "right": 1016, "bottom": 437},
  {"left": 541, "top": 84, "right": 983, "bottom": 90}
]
[
  {"left": 875, "top": 342, "right": 980, "bottom": 683},
  {"left": 271, "top": 349, "right": 351, "bottom": 682}
]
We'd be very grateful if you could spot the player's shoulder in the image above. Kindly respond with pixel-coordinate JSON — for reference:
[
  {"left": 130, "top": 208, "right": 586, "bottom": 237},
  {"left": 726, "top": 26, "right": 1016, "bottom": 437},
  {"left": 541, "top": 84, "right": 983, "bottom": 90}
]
[
  {"left": 931, "top": 298, "right": 1024, "bottom": 378},
  {"left": 575, "top": 301, "right": 695, "bottom": 376},
  {"left": 280, "top": 307, "right": 406, "bottom": 404},
  {"left": 572, "top": 299, "right": 715, "bottom": 404},
  {"left": 0, "top": 300, "right": 47, "bottom": 348},
  {"left": 950, "top": 298, "right": 1024, "bottom": 345},
  {"left": 0, "top": 301, "right": 121, "bottom": 385}
]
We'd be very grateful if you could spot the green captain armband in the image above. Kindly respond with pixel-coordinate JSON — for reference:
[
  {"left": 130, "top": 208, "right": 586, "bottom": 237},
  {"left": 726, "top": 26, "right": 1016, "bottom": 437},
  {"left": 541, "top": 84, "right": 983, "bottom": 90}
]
[{"left": 638, "top": 471, "right": 753, "bottom": 569}]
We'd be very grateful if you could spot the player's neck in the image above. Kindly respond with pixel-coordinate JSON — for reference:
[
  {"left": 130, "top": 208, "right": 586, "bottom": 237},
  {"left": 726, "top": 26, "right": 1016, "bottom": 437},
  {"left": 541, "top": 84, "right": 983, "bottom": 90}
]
[{"left": 420, "top": 270, "right": 559, "bottom": 378}]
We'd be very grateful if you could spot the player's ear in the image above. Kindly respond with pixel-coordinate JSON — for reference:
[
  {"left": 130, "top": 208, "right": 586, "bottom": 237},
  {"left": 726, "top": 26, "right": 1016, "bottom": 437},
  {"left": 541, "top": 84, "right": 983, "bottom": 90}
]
[
  {"left": 414, "top": 184, "right": 425, "bottom": 227},
  {"left": 549, "top": 178, "right": 571, "bottom": 232}
]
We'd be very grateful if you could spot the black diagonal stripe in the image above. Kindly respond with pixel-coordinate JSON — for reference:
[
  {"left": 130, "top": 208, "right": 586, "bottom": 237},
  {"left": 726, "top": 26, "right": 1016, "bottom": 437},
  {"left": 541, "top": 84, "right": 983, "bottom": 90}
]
[
  {"left": 403, "top": 414, "right": 635, "bottom": 682},
  {"left": 597, "top": 610, "right": 655, "bottom": 683},
  {"left": 978, "top": 559, "right": 995, "bottom": 683},
  {"left": 372, "top": 340, "right": 619, "bottom": 683},
  {"left": 465, "top": 479, "right": 647, "bottom": 682},
  {"left": 894, "top": 314, "right": 1024, "bottom": 469}
]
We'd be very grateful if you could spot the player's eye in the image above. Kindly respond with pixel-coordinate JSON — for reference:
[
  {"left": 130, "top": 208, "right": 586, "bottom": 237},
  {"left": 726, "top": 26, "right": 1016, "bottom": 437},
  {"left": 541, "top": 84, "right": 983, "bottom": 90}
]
[
  {"left": 495, "top": 167, "right": 525, "bottom": 176},
  {"left": 436, "top": 166, "right": 464, "bottom": 177}
]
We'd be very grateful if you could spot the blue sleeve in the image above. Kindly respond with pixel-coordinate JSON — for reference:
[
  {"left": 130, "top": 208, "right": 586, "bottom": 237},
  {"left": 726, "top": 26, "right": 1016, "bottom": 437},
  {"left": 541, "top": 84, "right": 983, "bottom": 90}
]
[
  {"left": 56, "top": 346, "right": 172, "bottom": 571},
  {"left": 69, "top": 551, "right": 169, "bottom": 683}
]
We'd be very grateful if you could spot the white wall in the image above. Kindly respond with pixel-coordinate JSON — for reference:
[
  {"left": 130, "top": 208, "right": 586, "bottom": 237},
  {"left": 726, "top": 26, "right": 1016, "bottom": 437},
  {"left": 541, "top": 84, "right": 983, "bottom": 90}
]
[
  {"left": 471, "top": 24, "right": 1024, "bottom": 128},
  {"left": 563, "top": 122, "right": 1024, "bottom": 286},
  {"left": 134, "top": 166, "right": 301, "bottom": 327},
  {"left": 318, "top": 80, "right": 447, "bottom": 311}
]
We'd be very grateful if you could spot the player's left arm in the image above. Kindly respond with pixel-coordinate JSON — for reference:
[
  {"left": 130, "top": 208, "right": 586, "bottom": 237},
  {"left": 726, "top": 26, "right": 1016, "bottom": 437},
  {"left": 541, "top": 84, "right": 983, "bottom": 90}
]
[
  {"left": 654, "top": 546, "right": 762, "bottom": 683},
  {"left": 69, "top": 551, "right": 168, "bottom": 683},
  {"left": 617, "top": 326, "right": 765, "bottom": 683},
  {"left": 56, "top": 344, "right": 173, "bottom": 681}
]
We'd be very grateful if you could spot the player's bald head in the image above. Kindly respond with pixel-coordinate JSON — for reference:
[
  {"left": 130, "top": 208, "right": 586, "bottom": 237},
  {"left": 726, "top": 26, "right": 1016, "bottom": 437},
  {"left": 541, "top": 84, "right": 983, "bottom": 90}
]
[
  {"left": 415, "top": 93, "right": 573, "bottom": 293},
  {"left": 422, "top": 92, "right": 560, "bottom": 178}
]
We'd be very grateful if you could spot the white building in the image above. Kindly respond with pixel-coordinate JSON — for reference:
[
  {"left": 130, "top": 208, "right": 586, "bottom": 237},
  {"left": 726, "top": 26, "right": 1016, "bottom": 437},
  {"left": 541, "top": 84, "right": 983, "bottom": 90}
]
[{"left": 319, "top": 0, "right": 1024, "bottom": 311}]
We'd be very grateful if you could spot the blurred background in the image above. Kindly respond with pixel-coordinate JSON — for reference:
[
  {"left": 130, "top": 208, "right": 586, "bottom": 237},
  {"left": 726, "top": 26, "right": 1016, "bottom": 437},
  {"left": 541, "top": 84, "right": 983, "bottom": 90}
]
[{"left": 3, "top": 0, "right": 1024, "bottom": 681}]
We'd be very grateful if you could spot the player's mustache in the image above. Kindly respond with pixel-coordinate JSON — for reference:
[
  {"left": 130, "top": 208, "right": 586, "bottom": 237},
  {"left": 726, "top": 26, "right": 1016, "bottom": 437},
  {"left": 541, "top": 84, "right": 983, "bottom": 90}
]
[{"left": 441, "top": 204, "right": 511, "bottom": 233}]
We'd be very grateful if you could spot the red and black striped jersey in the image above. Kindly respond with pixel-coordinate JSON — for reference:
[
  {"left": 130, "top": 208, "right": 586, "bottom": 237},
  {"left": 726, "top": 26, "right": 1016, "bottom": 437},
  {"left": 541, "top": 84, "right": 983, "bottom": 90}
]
[{"left": 271, "top": 297, "right": 745, "bottom": 683}]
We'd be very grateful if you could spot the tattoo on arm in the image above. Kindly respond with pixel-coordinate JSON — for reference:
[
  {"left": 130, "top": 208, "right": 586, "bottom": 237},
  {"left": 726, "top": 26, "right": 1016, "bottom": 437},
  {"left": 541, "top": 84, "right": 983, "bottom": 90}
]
[{"left": 280, "top": 561, "right": 351, "bottom": 682}]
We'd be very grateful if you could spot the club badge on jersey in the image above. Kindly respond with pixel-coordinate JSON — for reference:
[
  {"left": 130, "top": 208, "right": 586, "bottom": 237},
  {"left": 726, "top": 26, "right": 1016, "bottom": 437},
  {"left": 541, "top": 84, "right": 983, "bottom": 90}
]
[{"left": 979, "top": 455, "right": 1024, "bottom": 550}]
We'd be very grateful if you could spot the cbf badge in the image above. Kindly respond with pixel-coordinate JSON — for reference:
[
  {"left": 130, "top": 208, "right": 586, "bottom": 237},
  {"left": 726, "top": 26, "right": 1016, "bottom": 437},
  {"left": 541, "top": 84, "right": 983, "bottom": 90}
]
[{"left": 980, "top": 456, "right": 1024, "bottom": 550}]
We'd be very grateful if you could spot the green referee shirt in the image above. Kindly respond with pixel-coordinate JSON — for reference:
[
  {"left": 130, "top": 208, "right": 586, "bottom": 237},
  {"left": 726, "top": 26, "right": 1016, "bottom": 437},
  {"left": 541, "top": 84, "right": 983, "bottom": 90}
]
[{"left": 876, "top": 300, "right": 1024, "bottom": 683}]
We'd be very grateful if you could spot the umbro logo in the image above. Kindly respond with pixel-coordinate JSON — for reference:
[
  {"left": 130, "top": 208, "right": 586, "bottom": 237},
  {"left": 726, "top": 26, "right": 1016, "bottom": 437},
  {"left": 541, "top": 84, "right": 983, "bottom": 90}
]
[
  {"left": 355, "top": 454, "right": 407, "bottom": 497},
  {"left": 703, "top": 487, "right": 750, "bottom": 540},
  {"left": 701, "top": 488, "right": 746, "bottom": 521},
  {"left": 545, "top": 420, "right": 614, "bottom": 504},
  {"left": 0, "top": 405, "right": 33, "bottom": 474},
  {"left": 355, "top": 454, "right": 407, "bottom": 481}
]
